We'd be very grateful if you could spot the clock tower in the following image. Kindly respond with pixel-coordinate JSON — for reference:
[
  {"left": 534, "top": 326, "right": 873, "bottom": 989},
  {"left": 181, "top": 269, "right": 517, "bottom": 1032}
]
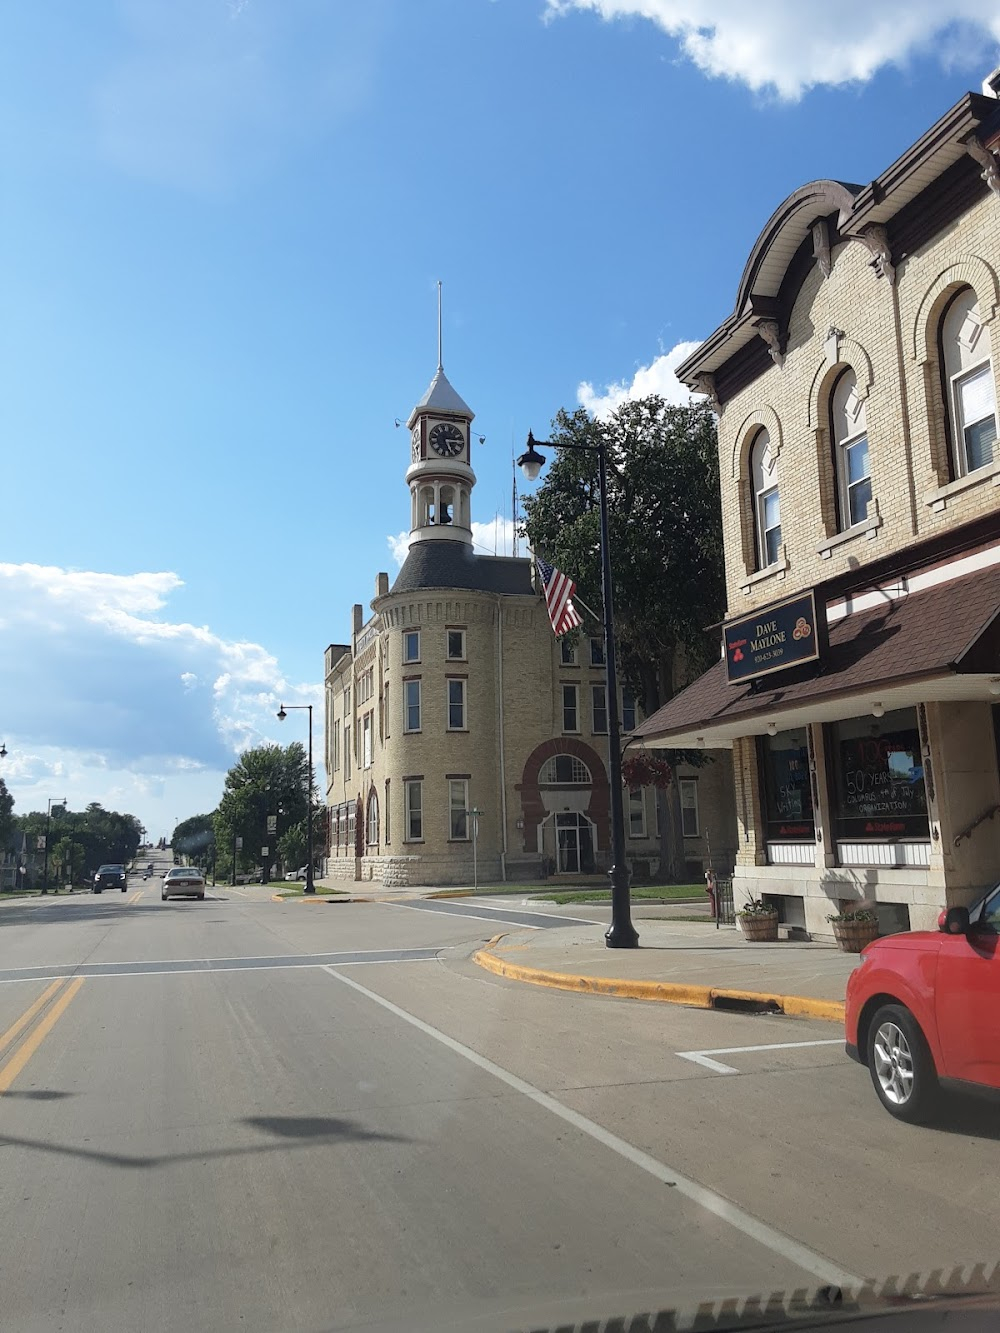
[{"left": 405, "top": 359, "right": 476, "bottom": 547}]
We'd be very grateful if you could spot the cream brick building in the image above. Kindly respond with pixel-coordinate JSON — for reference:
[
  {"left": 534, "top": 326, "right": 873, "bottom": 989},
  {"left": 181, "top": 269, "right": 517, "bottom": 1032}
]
[
  {"left": 636, "top": 75, "right": 1000, "bottom": 936},
  {"left": 323, "top": 359, "right": 736, "bottom": 887}
]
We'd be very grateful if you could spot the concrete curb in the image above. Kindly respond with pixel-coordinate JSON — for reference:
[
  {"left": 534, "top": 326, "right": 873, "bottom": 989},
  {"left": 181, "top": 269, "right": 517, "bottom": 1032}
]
[{"left": 472, "top": 937, "right": 845, "bottom": 1023}]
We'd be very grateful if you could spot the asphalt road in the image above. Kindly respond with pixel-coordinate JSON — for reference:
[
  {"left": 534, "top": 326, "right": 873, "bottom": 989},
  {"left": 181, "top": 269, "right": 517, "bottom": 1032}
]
[{"left": 0, "top": 872, "right": 998, "bottom": 1333}]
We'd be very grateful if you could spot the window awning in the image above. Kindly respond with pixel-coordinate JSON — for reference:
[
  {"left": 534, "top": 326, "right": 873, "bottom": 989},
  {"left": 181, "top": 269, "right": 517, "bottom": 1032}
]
[{"left": 635, "top": 563, "right": 1000, "bottom": 748}]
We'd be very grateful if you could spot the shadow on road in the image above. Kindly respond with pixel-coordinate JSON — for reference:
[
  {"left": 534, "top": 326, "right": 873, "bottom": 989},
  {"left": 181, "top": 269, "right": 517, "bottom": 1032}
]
[
  {"left": 0, "top": 898, "right": 229, "bottom": 926},
  {"left": 1, "top": 1090, "right": 75, "bottom": 1100},
  {"left": 928, "top": 1093, "right": 1000, "bottom": 1141},
  {"left": 0, "top": 1114, "right": 411, "bottom": 1169}
]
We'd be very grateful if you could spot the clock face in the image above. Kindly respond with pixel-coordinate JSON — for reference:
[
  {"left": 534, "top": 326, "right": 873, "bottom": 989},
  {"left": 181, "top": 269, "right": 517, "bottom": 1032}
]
[
  {"left": 428, "top": 421, "right": 465, "bottom": 457},
  {"left": 411, "top": 425, "right": 421, "bottom": 461}
]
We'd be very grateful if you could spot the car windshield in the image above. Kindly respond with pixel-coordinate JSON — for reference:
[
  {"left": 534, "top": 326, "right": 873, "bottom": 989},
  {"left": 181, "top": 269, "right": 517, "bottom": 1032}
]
[{"left": 5, "top": 17, "right": 1000, "bottom": 1333}]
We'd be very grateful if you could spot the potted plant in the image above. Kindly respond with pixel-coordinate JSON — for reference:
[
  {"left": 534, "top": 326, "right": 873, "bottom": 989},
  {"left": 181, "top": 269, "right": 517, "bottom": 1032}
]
[
  {"left": 827, "top": 907, "right": 879, "bottom": 953},
  {"left": 736, "top": 896, "right": 780, "bottom": 942}
]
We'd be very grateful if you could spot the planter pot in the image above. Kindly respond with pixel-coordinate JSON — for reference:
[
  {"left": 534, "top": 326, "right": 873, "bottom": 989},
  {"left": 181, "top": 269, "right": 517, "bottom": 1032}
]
[
  {"left": 737, "top": 911, "right": 779, "bottom": 942},
  {"left": 831, "top": 918, "right": 879, "bottom": 953}
]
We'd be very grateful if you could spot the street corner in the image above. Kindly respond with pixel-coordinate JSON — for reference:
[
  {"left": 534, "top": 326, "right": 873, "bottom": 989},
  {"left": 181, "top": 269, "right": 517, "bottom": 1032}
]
[{"left": 472, "top": 933, "right": 846, "bottom": 1021}]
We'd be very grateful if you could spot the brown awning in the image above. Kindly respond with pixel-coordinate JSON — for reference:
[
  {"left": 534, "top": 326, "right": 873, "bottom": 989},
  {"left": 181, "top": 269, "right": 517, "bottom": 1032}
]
[{"left": 634, "top": 562, "right": 1000, "bottom": 746}]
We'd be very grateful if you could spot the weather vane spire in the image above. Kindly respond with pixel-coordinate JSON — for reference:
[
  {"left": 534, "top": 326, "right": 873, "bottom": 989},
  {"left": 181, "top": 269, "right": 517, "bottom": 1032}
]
[{"left": 437, "top": 279, "right": 443, "bottom": 371}]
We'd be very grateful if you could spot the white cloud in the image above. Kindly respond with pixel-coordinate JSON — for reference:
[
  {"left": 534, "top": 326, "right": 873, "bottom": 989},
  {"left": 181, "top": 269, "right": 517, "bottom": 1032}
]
[
  {"left": 387, "top": 532, "right": 409, "bottom": 568},
  {"left": 578, "top": 338, "right": 702, "bottom": 419},
  {"left": 0, "top": 561, "right": 319, "bottom": 832},
  {"left": 472, "top": 517, "right": 517, "bottom": 557},
  {"left": 386, "top": 516, "right": 522, "bottom": 568},
  {"left": 544, "top": 1, "right": 999, "bottom": 98}
]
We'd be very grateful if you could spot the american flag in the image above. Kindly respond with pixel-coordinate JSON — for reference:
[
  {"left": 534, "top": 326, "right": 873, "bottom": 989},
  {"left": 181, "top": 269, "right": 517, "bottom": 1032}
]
[{"left": 536, "top": 556, "right": 583, "bottom": 637}]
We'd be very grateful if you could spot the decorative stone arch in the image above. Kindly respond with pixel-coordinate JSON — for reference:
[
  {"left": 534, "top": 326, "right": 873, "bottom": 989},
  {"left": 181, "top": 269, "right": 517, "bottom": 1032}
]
[
  {"left": 809, "top": 357, "right": 871, "bottom": 539},
  {"left": 365, "top": 784, "right": 379, "bottom": 849},
  {"left": 911, "top": 256, "right": 1000, "bottom": 488},
  {"left": 729, "top": 405, "right": 783, "bottom": 480},
  {"left": 730, "top": 407, "right": 783, "bottom": 578},
  {"left": 806, "top": 338, "right": 875, "bottom": 429},
  {"left": 911, "top": 255, "right": 1000, "bottom": 363},
  {"left": 517, "top": 737, "right": 610, "bottom": 857}
]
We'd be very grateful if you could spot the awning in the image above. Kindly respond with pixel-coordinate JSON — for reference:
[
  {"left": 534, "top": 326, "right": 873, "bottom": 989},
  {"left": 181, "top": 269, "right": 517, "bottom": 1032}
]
[{"left": 635, "top": 562, "right": 1000, "bottom": 748}]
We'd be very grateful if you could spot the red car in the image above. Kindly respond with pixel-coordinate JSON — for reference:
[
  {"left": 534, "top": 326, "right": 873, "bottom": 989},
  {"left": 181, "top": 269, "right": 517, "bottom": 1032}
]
[{"left": 845, "top": 889, "right": 1000, "bottom": 1121}]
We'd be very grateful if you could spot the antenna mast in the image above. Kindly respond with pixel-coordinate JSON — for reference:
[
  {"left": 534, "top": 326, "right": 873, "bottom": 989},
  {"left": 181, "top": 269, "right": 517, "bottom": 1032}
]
[
  {"left": 511, "top": 432, "right": 519, "bottom": 558},
  {"left": 437, "top": 280, "right": 443, "bottom": 371}
]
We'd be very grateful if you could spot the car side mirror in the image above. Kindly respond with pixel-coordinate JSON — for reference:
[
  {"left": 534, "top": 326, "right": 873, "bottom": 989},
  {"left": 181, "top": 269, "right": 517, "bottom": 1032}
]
[{"left": 942, "top": 905, "right": 971, "bottom": 935}]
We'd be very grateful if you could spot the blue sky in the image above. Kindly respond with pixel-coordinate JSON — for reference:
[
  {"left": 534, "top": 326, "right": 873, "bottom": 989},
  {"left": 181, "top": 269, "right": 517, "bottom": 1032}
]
[{"left": 2, "top": 0, "right": 998, "bottom": 838}]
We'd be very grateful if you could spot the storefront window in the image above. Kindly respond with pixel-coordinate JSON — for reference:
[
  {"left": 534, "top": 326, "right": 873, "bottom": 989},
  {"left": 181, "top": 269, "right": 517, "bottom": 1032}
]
[
  {"left": 828, "top": 708, "right": 928, "bottom": 840},
  {"left": 759, "top": 727, "right": 814, "bottom": 840}
]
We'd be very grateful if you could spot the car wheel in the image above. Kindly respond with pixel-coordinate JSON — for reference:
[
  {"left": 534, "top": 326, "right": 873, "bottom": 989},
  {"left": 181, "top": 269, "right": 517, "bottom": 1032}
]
[
  {"left": 94, "top": 887, "right": 102, "bottom": 894},
  {"left": 161, "top": 891, "right": 168, "bottom": 901},
  {"left": 867, "top": 1003, "right": 939, "bottom": 1123},
  {"left": 197, "top": 892, "right": 205, "bottom": 900},
  {"left": 122, "top": 885, "right": 127, "bottom": 892}
]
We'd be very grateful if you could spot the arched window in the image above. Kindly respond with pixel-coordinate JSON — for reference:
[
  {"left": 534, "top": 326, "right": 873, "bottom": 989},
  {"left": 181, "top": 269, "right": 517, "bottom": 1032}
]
[
  {"left": 941, "top": 287, "right": 998, "bottom": 476},
  {"left": 830, "top": 369, "right": 872, "bottom": 530},
  {"left": 749, "top": 428, "right": 780, "bottom": 568},
  {"left": 539, "top": 754, "right": 591, "bottom": 785},
  {"left": 366, "top": 791, "right": 379, "bottom": 848}
]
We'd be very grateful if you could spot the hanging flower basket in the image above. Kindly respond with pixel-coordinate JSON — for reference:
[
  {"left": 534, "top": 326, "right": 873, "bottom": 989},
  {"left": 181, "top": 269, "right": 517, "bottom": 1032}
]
[
  {"left": 827, "top": 909, "right": 879, "bottom": 953},
  {"left": 736, "top": 898, "right": 780, "bottom": 942}
]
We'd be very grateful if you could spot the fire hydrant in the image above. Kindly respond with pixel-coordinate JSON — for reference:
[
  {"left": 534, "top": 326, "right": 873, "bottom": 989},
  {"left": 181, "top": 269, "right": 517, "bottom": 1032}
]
[{"left": 705, "top": 869, "right": 716, "bottom": 917}]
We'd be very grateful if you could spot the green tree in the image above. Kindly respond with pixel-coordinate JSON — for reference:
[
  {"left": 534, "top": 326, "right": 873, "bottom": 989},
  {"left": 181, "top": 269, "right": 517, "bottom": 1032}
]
[
  {"left": 213, "top": 743, "right": 311, "bottom": 878},
  {"left": 12, "top": 803, "right": 142, "bottom": 886},
  {"left": 521, "top": 396, "right": 724, "bottom": 880},
  {"left": 0, "top": 777, "right": 14, "bottom": 854},
  {"left": 171, "top": 814, "right": 217, "bottom": 867}
]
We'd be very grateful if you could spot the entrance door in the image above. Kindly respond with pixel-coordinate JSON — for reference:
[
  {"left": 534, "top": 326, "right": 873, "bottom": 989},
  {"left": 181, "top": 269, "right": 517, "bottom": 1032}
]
[{"left": 555, "top": 813, "right": 595, "bottom": 874}]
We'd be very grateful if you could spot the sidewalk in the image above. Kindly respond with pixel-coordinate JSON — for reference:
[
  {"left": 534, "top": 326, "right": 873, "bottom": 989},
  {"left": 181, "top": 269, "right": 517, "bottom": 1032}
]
[{"left": 474, "top": 919, "right": 857, "bottom": 1022}]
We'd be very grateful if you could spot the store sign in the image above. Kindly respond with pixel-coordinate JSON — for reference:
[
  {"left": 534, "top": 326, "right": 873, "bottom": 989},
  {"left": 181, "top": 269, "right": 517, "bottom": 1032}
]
[{"left": 724, "top": 590, "right": 820, "bottom": 684}]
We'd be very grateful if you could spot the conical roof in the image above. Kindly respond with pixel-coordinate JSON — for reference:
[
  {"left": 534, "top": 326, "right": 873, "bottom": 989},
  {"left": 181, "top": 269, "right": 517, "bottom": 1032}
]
[{"left": 410, "top": 366, "right": 474, "bottom": 422}]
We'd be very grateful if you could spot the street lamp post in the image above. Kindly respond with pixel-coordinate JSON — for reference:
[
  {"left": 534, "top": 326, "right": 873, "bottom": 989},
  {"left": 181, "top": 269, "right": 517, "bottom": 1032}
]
[
  {"left": 517, "top": 431, "right": 639, "bottom": 949},
  {"left": 466, "top": 807, "right": 482, "bottom": 891},
  {"left": 42, "top": 797, "right": 67, "bottom": 897},
  {"left": 277, "top": 704, "right": 315, "bottom": 895}
]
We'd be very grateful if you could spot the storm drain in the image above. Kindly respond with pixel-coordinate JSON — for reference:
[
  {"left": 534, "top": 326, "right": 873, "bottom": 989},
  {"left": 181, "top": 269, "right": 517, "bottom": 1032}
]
[{"left": 710, "top": 994, "right": 782, "bottom": 1015}]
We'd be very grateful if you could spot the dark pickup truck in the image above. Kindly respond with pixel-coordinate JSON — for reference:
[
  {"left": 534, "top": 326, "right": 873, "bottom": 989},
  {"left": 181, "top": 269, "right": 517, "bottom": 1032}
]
[{"left": 93, "top": 864, "right": 128, "bottom": 894}]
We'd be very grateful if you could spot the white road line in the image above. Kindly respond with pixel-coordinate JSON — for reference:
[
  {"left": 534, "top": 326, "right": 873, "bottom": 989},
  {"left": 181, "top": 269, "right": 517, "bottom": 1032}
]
[
  {"left": 323, "top": 965, "right": 861, "bottom": 1290},
  {"left": 380, "top": 902, "right": 543, "bottom": 929},
  {"left": 678, "top": 1039, "right": 844, "bottom": 1075},
  {"left": 466, "top": 903, "right": 604, "bottom": 925},
  {"left": 382, "top": 900, "right": 603, "bottom": 928},
  {"left": 0, "top": 957, "right": 440, "bottom": 984},
  {"left": 0, "top": 944, "right": 440, "bottom": 975}
]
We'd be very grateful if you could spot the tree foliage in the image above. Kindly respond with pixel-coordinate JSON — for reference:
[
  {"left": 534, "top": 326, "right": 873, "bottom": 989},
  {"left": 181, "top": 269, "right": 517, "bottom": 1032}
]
[
  {"left": 10, "top": 802, "right": 142, "bottom": 883},
  {"left": 213, "top": 743, "right": 312, "bottom": 873},
  {"left": 521, "top": 396, "right": 725, "bottom": 880},
  {"left": 522, "top": 398, "right": 723, "bottom": 707},
  {"left": 171, "top": 814, "right": 217, "bottom": 866},
  {"left": 0, "top": 778, "right": 14, "bottom": 852}
]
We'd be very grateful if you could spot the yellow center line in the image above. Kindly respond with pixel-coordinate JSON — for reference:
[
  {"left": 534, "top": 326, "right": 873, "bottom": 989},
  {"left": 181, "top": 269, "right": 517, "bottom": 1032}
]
[
  {"left": 0, "top": 977, "right": 85, "bottom": 1095},
  {"left": 0, "top": 978, "right": 67, "bottom": 1058},
  {"left": 128, "top": 890, "right": 142, "bottom": 905}
]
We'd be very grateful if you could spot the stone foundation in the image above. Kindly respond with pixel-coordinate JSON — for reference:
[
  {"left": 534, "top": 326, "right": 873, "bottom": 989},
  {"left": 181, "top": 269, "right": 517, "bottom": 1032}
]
[{"left": 359, "top": 856, "right": 420, "bottom": 887}]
